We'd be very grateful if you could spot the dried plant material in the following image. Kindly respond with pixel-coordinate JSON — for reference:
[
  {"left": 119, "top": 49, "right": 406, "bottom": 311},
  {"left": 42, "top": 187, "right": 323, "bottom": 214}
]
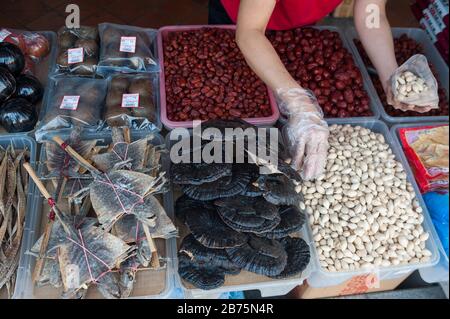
[
  {"left": 171, "top": 162, "right": 232, "bottom": 185},
  {"left": 259, "top": 206, "right": 306, "bottom": 239},
  {"left": 269, "top": 237, "right": 310, "bottom": 279}
]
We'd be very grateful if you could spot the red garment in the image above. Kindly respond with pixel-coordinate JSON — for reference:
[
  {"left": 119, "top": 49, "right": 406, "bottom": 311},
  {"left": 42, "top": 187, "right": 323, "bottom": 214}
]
[{"left": 221, "top": 0, "right": 343, "bottom": 30}]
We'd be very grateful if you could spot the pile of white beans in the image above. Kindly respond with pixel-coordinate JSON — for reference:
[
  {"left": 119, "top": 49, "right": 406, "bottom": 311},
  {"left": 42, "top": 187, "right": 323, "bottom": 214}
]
[
  {"left": 395, "top": 71, "right": 428, "bottom": 101},
  {"left": 296, "top": 124, "right": 432, "bottom": 272}
]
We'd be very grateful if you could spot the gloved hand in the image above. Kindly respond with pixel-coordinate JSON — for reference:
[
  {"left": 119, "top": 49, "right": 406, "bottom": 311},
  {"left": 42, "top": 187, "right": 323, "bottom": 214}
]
[
  {"left": 386, "top": 85, "right": 433, "bottom": 113},
  {"left": 277, "top": 88, "right": 329, "bottom": 181}
]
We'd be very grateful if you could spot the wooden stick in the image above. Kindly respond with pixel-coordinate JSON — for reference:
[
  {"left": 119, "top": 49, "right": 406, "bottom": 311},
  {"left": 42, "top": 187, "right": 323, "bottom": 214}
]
[
  {"left": 52, "top": 137, "right": 101, "bottom": 176},
  {"left": 142, "top": 223, "right": 160, "bottom": 269},
  {"left": 123, "top": 127, "right": 131, "bottom": 144}
]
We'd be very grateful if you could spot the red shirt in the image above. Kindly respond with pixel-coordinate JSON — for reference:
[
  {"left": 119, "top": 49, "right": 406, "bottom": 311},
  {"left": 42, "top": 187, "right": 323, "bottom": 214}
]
[{"left": 221, "top": 0, "right": 343, "bottom": 30}]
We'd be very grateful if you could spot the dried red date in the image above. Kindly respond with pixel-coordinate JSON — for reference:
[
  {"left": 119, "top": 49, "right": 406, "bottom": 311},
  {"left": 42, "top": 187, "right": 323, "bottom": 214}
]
[
  {"left": 164, "top": 28, "right": 272, "bottom": 122},
  {"left": 267, "top": 28, "right": 372, "bottom": 117}
]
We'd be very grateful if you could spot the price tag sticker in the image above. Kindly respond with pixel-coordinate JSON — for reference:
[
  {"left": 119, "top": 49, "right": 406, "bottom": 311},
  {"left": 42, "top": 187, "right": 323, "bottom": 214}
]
[
  {"left": 60, "top": 96, "right": 80, "bottom": 110},
  {"left": 0, "top": 29, "right": 12, "bottom": 42},
  {"left": 121, "top": 94, "right": 140, "bottom": 108},
  {"left": 120, "top": 36, "right": 137, "bottom": 53},
  {"left": 67, "top": 47, "right": 84, "bottom": 64}
]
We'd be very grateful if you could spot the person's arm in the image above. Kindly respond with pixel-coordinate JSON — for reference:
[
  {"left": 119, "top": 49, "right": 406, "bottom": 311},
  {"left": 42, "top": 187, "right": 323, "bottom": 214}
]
[
  {"left": 235, "top": 0, "right": 329, "bottom": 180},
  {"left": 354, "top": 0, "right": 434, "bottom": 112},
  {"left": 235, "top": 0, "right": 300, "bottom": 91}
]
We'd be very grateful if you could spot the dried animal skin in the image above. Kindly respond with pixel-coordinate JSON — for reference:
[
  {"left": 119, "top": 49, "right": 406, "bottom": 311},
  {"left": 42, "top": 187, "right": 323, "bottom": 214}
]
[
  {"left": 91, "top": 137, "right": 150, "bottom": 173},
  {"left": 226, "top": 236, "right": 287, "bottom": 277},
  {"left": 171, "top": 162, "right": 232, "bottom": 185},
  {"left": 179, "top": 234, "right": 240, "bottom": 273},
  {"left": 256, "top": 174, "right": 302, "bottom": 206},
  {"left": 269, "top": 237, "right": 310, "bottom": 279},
  {"left": 183, "top": 205, "right": 247, "bottom": 249},
  {"left": 36, "top": 258, "right": 62, "bottom": 288},
  {"left": 58, "top": 225, "right": 131, "bottom": 297},
  {"left": 178, "top": 253, "right": 225, "bottom": 290},
  {"left": 96, "top": 272, "right": 121, "bottom": 299},
  {"left": 215, "top": 196, "right": 280, "bottom": 234},
  {"left": 119, "top": 256, "right": 139, "bottom": 298},
  {"left": 182, "top": 165, "right": 252, "bottom": 201},
  {"left": 259, "top": 205, "right": 306, "bottom": 239},
  {"left": 90, "top": 170, "right": 164, "bottom": 231}
]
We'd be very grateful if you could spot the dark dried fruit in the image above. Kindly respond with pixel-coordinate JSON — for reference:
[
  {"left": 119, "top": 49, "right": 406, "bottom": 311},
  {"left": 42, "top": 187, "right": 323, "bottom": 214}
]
[{"left": 226, "top": 235, "right": 287, "bottom": 277}]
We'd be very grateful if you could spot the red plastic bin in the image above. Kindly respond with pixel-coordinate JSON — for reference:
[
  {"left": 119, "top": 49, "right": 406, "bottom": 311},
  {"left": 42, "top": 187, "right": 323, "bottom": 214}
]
[{"left": 157, "top": 25, "right": 280, "bottom": 130}]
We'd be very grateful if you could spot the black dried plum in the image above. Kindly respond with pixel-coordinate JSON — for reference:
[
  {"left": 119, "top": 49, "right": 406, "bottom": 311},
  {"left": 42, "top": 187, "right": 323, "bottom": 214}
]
[
  {"left": 215, "top": 196, "right": 280, "bottom": 234},
  {"left": 260, "top": 205, "right": 306, "bottom": 239},
  {"left": 226, "top": 235, "right": 287, "bottom": 277},
  {"left": 269, "top": 237, "right": 310, "bottom": 279}
]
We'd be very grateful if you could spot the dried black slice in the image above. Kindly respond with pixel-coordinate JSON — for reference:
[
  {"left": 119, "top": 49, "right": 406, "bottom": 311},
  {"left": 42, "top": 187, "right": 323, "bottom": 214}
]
[
  {"left": 215, "top": 195, "right": 280, "bottom": 234},
  {"left": 226, "top": 235, "right": 287, "bottom": 277},
  {"left": 182, "top": 165, "right": 252, "bottom": 201},
  {"left": 179, "top": 234, "right": 241, "bottom": 273},
  {"left": 257, "top": 174, "right": 302, "bottom": 206},
  {"left": 175, "top": 195, "right": 213, "bottom": 224},
  {"left": 184, "top": 203, "right": 247, "bottom": 248},
  {"left": 171, "top": 162, "right": 232, "bottom": 185},
  {"left": 269, "top": 237, "right": 310, "bottom": 279},
  {"left": 260, "top": 205, "right": 306, "bottom": 239},
  {"left": 178, "top": 253, "right": 225, "bottom": 290}
]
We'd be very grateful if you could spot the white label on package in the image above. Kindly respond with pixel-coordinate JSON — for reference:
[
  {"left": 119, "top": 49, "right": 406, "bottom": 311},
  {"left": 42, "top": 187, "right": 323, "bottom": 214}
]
[
  {"left": 0, "top": 29, "right": 12, "bottom": 42},
  {"left": 68, "top": 47, "right": 84, "bottom": 64},
  {"left": 121, "top": 94, "right": 140, "bottom": 108},
  {"left": 120, "top": 36, "right": 137, "bottom": 53},
  {"left": 60, "top": 96, "right": 80, "bottom": 110}
]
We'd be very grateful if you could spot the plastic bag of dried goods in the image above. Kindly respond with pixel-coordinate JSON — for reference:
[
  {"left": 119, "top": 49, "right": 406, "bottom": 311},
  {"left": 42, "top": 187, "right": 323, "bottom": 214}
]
[{"left": 388, "top": 54, "right": 439, "bottom": 110}]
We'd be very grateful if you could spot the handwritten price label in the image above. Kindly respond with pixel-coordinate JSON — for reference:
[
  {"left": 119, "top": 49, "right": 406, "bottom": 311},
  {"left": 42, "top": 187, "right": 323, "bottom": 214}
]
[
  {"left": 120, "top": 36, "right": 137, "bottom": 53},
  {"left": 121, "top": 94, "right": 140, "bottom": 108},
  {"left": 60, "top": 96, "right": 80, "bottom": 110}
]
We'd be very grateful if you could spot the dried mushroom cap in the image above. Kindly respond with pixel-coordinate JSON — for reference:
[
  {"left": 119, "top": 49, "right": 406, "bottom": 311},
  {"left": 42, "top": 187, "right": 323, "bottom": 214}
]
[
  {"left": 269, "top": 237, "right": 310, "bottom": 279},
  {"left": 171, "top": 162, "right": 232, "bottom": 185},
  {"left": 215, "top": 195, "right": 280, "bottom": 234},
  {"left": 182, "top": 165, "right": 252, "bottom": 201},
  {"left": 91, "top": 138, "right": 149, "bottom": 173},
  {"left": 184, "top": 204, "right": 247, "bottom": 249},
  {"left": 226, "top": 235, "right": 287, "bottom": 277},
  {"left": 178, "top": 254, "right": 225, "bottom": 290},
  {"left": 179, "top": 234, "right": 240, "bottom": 273},
  {"left": 257, "top": 174, "right": 302, "bottom": 206},
  {"left": 175, "top": 195, "right": 214, "bottom": 224},
  {"left": 259, "top": 205, "right": 306, "bottom": 239}
]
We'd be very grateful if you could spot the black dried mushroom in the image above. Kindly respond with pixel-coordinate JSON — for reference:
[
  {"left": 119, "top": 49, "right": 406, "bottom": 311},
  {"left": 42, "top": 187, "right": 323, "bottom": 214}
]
[
  {"left": 171, "top": 162, "right": 232, "bottom": 185},
  {"left": 0, "top": 42, "right": 25, "bottom": 76},
  {"left": 0, "top": 66, "right": 16, "bottom": 104},
  {"left": 178, "top": 254, "right": 225, "bottom": 290},
  {"left": 13, "top": 74, "right": 43, "bottom": 104},
  {"left": 260, "top": 205, "right": 306, "bottom": 239},
  {"left": 257, "top": 174, "right": 302, "bottom": 206},
  {"left": 226, "top": 235, "right": 287, "bottom": 277},
  {"left": 0, "top": 97, "right": 37, "bottom": 132},
  {"left": 269, "top": 237, "right": 310, "bottom": 279}
]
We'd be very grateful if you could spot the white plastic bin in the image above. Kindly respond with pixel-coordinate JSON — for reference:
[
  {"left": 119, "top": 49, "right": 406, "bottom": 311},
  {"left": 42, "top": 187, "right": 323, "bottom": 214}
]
[{"left": 301, "top": 119, "right": 440, "bottom": 288}]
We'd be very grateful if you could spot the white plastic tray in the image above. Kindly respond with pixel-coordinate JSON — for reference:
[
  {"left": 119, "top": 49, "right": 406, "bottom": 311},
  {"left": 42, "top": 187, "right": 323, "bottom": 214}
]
[
  {"left": 300, "top": 119, "right": 440, "bottom": 288},
  {"left": 13, "top": 131, "right": 176, "bottom": 299}
]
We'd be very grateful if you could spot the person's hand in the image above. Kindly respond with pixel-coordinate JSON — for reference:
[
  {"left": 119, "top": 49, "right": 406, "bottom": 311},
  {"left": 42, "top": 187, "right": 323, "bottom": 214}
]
[
  {"left": 277, "top": 88, "right": 329, "bottom": 181},
  {"left": 385, "top": 82, "right": 433, "bottom": 113}
]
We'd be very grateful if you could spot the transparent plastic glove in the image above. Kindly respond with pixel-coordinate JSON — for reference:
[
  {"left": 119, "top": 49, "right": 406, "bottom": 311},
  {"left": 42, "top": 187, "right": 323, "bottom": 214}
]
[
  {"left": 386, "top": 54, "right": 439, "bottom": 113},
  {"left": 277, "top": 88, "right": 329, "bottom": 181}
]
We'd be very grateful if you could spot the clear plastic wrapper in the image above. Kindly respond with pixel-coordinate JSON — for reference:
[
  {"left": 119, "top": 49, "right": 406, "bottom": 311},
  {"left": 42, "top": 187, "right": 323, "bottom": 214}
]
[
  {"left": 98, "top": 23, "right": 157, "bottom": 74},
  {"left": 54, "top": 26, "right": 99, "bottom": 77},
  {"left": 103, "top": 73, "right": 157, "bottom": 130},
  {"left": 0, "top": 28, "right": 51, "bottom": 63},
  {"left": 390, "top": 54, "right": 439, "bottom": 109},
  {"left": 35, "top": 77, "right": 107, "bottom": 141}
]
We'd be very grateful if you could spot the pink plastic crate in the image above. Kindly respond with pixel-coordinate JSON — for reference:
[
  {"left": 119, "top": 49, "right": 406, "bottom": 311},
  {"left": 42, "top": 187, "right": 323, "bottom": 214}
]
[{"left": 157, "top": 25, "right": 280, "bottom": 130}]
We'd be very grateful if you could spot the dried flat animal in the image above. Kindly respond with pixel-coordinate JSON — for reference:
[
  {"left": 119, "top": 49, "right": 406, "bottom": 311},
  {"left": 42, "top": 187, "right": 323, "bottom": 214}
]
[
  {"left": 269, "top": 237, "right": 310, "bottom": 279},
  {"left": 171, "top": 162, "right": 232, "bottom": 185},
  {"left": 215, "top": 196, "right": 280, "bottom": 234},
  {"left": 226, "top": 235, "right": 287, "bottom": 277},
  {"left": 119, "top": 256, "right": 139, "bottom": 298},
  {"left": 256, "top": 174, "right": 302, "bottom": 206},
  {"left": 259, "top": 205, "right": 306, "bottom": 239},
  {"left": 182, "top": 165, "right": 252, "bottom": 201},
  {"left": 183, "top": 204, "right": 247, "bottom": 249}
]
